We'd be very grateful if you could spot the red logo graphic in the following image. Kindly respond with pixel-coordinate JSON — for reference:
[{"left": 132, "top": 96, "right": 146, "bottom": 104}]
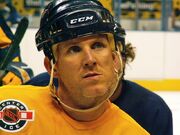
[{"left": 0, "top": 99, "right": 34, "bottom": 133}]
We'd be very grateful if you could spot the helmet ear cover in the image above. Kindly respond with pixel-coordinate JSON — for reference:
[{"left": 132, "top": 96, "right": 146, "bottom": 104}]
[
  {"left": 35, "top": 0, "right": 115, "bottom": 62},
  {"left": 113, "top": 22, "right": 126, "bottom": 57}
]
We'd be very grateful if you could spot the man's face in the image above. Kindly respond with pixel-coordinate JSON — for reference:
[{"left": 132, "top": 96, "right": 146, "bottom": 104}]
[{"left": 54, "top": 34, "right": 119, "bottom": 109}]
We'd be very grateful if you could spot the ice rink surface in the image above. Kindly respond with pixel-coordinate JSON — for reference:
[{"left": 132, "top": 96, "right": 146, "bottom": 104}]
[{"left": 155, "top": 91, "right": 180, "bottom": 135}]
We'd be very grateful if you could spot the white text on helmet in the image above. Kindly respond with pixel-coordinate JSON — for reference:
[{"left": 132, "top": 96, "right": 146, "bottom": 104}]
[{"left": 70, "top": 16, "right": 94, "bottom": 24}]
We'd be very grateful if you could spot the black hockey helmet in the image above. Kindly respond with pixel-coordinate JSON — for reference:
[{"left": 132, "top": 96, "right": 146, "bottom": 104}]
[
  {"left": 35, "top": 0, "right": 116, "bottom": 62},
  {"left": 114, "top": 22, "right": 126, "bottom": 56}
]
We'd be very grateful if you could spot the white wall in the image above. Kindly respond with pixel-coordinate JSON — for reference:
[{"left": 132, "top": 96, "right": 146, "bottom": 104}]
[
  {"left": 20, "top": 29, "right": 46, "bottom": 75},
  {"left": 164, "top": 32, "right": 180, "bottom": 78},
  {"left": 125, "top": 31, "right": 164, "bottom": 79},
  {"left": 125, "top": 31, "right": 180, "bottom": 79},
  {"left": 19, "top": 29, "right": 180, "bottom": 79}
]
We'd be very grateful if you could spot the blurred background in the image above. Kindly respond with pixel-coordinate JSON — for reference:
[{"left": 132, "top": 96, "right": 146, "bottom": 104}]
[{"left": 1, "top": 0, "right": 179, "bottom": 31}]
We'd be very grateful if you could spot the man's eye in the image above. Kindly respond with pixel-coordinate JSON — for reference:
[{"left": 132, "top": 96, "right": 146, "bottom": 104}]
[
  {"left": 68, "top": 46, "right": 81, "bottom": 54},
  {"left": 91, "top": 42, "right": 105, "bottom": 49}
]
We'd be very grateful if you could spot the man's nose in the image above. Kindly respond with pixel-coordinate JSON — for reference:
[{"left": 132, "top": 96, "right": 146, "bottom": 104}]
[{"left": 83, "top": 49, "right": 97, "bottom": 68}]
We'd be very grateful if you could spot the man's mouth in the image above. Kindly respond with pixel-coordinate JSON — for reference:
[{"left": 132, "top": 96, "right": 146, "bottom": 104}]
[{"left": 83, "top": 72, "right": 101, "bottom": 78}]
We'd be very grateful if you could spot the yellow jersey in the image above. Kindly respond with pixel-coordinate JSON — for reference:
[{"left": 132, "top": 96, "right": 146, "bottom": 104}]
[{"left": 0, "top": 85, "right": 149, "bottom": 135}]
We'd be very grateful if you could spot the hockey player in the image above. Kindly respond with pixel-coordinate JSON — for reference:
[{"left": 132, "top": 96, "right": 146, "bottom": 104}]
[
  {"left": 0, "top": 0, "right": 150, "bottom": 134},
  {"left": 0, "top": 15, "right": 33, "bottom": 85},
  {"left": 26, "top": 14, "right": 173, "bottom": 135}
]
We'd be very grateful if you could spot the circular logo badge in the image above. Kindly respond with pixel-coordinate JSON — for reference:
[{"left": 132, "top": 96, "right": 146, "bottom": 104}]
[{"left": 0, "top": 99, "right": 34, "bottom": 132}]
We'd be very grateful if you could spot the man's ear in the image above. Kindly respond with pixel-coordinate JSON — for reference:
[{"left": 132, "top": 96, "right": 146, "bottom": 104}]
[{"left": 44, "top": 57, "right": 59, "bottom": 78}]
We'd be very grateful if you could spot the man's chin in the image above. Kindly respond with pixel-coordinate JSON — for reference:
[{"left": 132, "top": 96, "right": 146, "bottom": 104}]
[
  {"left": 82, "top": 88, "right": 111, "bottom": 106},
  {"left": 82, "top": 87, "right": 109, "bottom": 98}
]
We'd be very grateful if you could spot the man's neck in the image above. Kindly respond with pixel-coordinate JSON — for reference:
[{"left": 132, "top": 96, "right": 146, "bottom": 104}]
[{"left": 60, "top": 100, "right": 110, "bottom": 121}]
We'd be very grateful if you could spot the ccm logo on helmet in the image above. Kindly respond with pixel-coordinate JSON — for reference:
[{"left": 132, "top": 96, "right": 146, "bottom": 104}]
[{"left": 70, "top": 16, "right": 94, "bottom": 24}]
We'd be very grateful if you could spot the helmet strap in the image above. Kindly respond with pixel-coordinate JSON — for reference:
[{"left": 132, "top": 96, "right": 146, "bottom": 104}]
[{"left": 48, "top": 60, "right": 55, "bottom": 86}]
